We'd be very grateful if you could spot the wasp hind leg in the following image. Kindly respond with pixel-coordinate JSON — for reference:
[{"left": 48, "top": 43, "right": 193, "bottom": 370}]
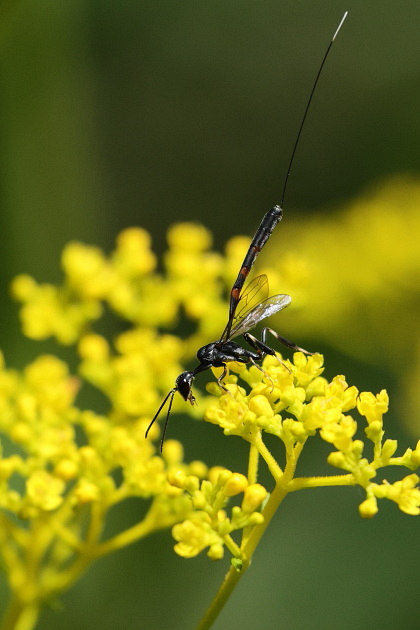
[
  {"left": 242, "top": 333, "right": 279, "bottom": 383},
  {"left": 261, "top": 327, "right": 314, "bottom": 356}
]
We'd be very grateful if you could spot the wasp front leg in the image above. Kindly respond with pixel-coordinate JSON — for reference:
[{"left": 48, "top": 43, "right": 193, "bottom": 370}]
[{"left": 216, "top": 364, "right": 230, "bottom": 391}]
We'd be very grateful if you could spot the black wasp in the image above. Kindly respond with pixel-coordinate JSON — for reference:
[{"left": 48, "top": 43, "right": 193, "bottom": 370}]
[{"left": 146, "top": 13, "right": 347, "bottom": 450}]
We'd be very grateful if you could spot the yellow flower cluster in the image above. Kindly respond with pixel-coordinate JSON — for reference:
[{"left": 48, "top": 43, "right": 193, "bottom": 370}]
[
  {"left": 201, "top": 354, "right": 420, "bottom": 520},
  {"left": 263, "top": 177, "right": 420, "bottom": 434},
  {"left": 169, "top": 467, "right": 267, "bottom": 559},
  {"left": 1, "top": 218, "right": 419, "bottom": 628}
]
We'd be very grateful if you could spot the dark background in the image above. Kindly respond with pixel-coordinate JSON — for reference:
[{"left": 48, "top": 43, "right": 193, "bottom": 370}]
[{"left": 0, "top": 2, "right": 419, "bottom": 629}]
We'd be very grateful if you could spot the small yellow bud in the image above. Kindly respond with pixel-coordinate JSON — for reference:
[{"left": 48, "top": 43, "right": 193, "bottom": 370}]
[
  {"left": 167, "top": 469, "right": 187, "bottom": 489},
  {"left": 0, "top": 456, "right": 23, "bottom": 480},
  {"left": 208, "top": 543, "right": 224, "bottom": 560},
  {"left": 74, "top": 479, "right": 100, "bottom": 503},
  {"left": 10, "top": 422, "right": 32, "bottom": 445},
  {"left": 382, "top": 439, "right": 398, "bottom": 460},
  {"left": 215, "top": 469, "right": 233, "bottom": 487},
  {"left": 246, "top": 512, "right": 265, "bottom": 526},
  {"left": 359, "top": 497, "right": 378, "bottom": 518},
  {"left": 289, "top": 421, "right": 308, "bottom": 439},
  {"left": 192, "top": 492, "right": 206, "bottom": 510},
  {"left": 118, "top": 226, "right": 151, "bottom": 249},
  {"left": 54, "top": 458, "right": 78, "bottom": 480},
  {"left": 114, "top": 228, "right": 156, "bottom": 275},
  {"left": 188, "top": 460, "right": 208, "bottom": 479},
  {"left": 352, "top": 440, "right": 364, "bottom": 457},
  {"left": 248, "top": 395, "right": 273, "bottom": 418},
  {"left": 10, "top": 274, "right": 37, "bottom": 299},
  {"left": 167, "top": 223, "right": 212, "bottom": 252},
  {"left": 223, "top": 473, "right": 248, "bottom": 497},
  {"left": 78, "top": 334, "right": 109, "bottom": 361},
  {"left": 242, "top": 484, "right": 268, "bottom": 513},
  {"left": 162, "top": 439, "right": 184, "bottom": 465},
  {"left": 327, "top": 452, "right": 347, "bottom": 470},
  {"left": 78, "top": 446, "right": 98, "bottom": 466},
  {"left": 184, "top": 475, "right": 200, "bottom": 494}
]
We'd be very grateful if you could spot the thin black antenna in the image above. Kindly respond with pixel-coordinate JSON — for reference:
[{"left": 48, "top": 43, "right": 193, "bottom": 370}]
[
  {"left": 280, "top": 11, "right": 348, "bottom": 208},
  {"left": 145, "top": 387, "right": 176, "bottom": 451}
]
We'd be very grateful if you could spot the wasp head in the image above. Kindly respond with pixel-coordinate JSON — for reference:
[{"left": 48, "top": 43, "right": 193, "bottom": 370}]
[{"left": 175, "top": 371, "right": 196, "bottom": 404}]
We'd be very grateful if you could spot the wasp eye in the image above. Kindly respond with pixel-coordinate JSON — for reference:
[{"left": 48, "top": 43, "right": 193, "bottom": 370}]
[{"left": 176, "top": 371, "right": 194, "bottom": 401}]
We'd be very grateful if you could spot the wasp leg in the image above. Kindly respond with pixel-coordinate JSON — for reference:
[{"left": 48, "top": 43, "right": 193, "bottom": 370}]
[
  {"left": 216, "top": 364, "right": 229, "bottom": 390},
  {"left": 243, "top": 331, "right": 292, "bottom": 375},
  {"left": 242, "top": 332, "right": 275, "bottom": 357},
  {"left": 261, "top": 328, "right": 314, "bottom": 355},
  {"left": 242, "top": 333, "right": 278, "bottom": 383},
  {"left": 214, "top": 364, "right": 236, "bottom": 399}
]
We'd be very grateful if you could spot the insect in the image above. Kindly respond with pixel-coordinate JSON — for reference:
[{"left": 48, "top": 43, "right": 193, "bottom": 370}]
[{"left": 146, "top": 13, "right": 348, "bottom": 450}]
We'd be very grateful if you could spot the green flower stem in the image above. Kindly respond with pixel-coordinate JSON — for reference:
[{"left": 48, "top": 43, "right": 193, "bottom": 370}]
[
  {"left": 48, "top": 503, "right": 106, "bottom": 593},
  {"left": 241, "top": 444, "right": 262, "bottom": 545},
  {"left": 195, "top": 561, "right": 249, "bottom": 630},
  {"left": 195, "top": 450, "right": 355, "bottom": 629},
  {"left": 0, "top": 596, "right": 40, "bottom": 630},
  {"left": 195, "top": 436, "right": 295, "bottom": 630},
  {"left": 195, "top": 482, "right": 289, "bottom": 630},
  {"left": 254, "top": 433, "right": 283, "bottom": 480},
  {"left": 93, "top": 500, "right": 182, "bottom": 558},
  {"left": 288, "top": 474, "right": 355, "bottom": 491},
  {"left": 222, "top": 534, "right": 241, "bottom": 558},
  {"left": 46, "top": 550, "right": 97, "bottom": 595},
  {"left": 93, "top": 516, "right": 158, "bottom": 557},
  {"left": 0, "top": 518, "right": 56, "bottom": 630},
  {"left": 247, "top": 443, "right": 259, "bottom": 485}
]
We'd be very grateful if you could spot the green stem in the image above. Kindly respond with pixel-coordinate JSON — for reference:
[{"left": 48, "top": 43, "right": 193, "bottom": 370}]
[
  {"left": 241, "top": 443, "right": 261, "bottom": 545},
  {"left": 254, "top": 434, "right": 283, "bottom": 480},
  {"left": 93, "top": 515, "right": 158, "bottom": 557},
  {"left": 194, "top": 482, "right": 289, "bottom": 630},
  {"left": 195, "top": 561, "right": 249, "bottom": 630},
  {"left": 288, "top": 474, "right": 355, "bottom": 491},
  {"left": 0, "top": 596, "right": 40, "bottom": 630},
  {"left": 195, "top": 446, "right": 356, "bottom": 629},
  {"left": 222, "top": 534, "right": 242, "bottom": 558},
  {"left": 247, "top": 443, "right": 259, "bottom": 485},
  {"left": 93, "top": 498, "right": 183, "bottom": 558}
]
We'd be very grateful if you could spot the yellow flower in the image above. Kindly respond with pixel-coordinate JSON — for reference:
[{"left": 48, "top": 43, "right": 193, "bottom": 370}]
[
  {"left": 113, "top": 227, "right": 156, "bottom": 277},
  {"left": 377, "top": 474, "right": 420, "bottom": 516},
  {"left": 26, "top": 471, "right": 65, "bottom": 511},
  {"left": 61, "top": 242, "right": 113, "bottom": 299},
  {"left": 173, "top": 517, "right": 223, "bottom": 559},
  {"left": 357, "top": 390, "right": 389, "bottom": 426}
]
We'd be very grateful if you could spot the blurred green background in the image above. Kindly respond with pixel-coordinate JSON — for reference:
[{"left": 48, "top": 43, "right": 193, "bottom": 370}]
[{"left": 0, "top": 1, "right": 419, "bottom": 629}]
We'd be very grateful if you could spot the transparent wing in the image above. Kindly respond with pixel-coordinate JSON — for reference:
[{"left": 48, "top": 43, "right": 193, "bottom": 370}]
[
  {"left": 232, "top": 274, "right": 270, "bottom": 321},
  {"left": 220, "top": 274, "right": 269, "bottom": 341},
  {"left": 229, "top": 294, "right": 291, "bottom": 340}
]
